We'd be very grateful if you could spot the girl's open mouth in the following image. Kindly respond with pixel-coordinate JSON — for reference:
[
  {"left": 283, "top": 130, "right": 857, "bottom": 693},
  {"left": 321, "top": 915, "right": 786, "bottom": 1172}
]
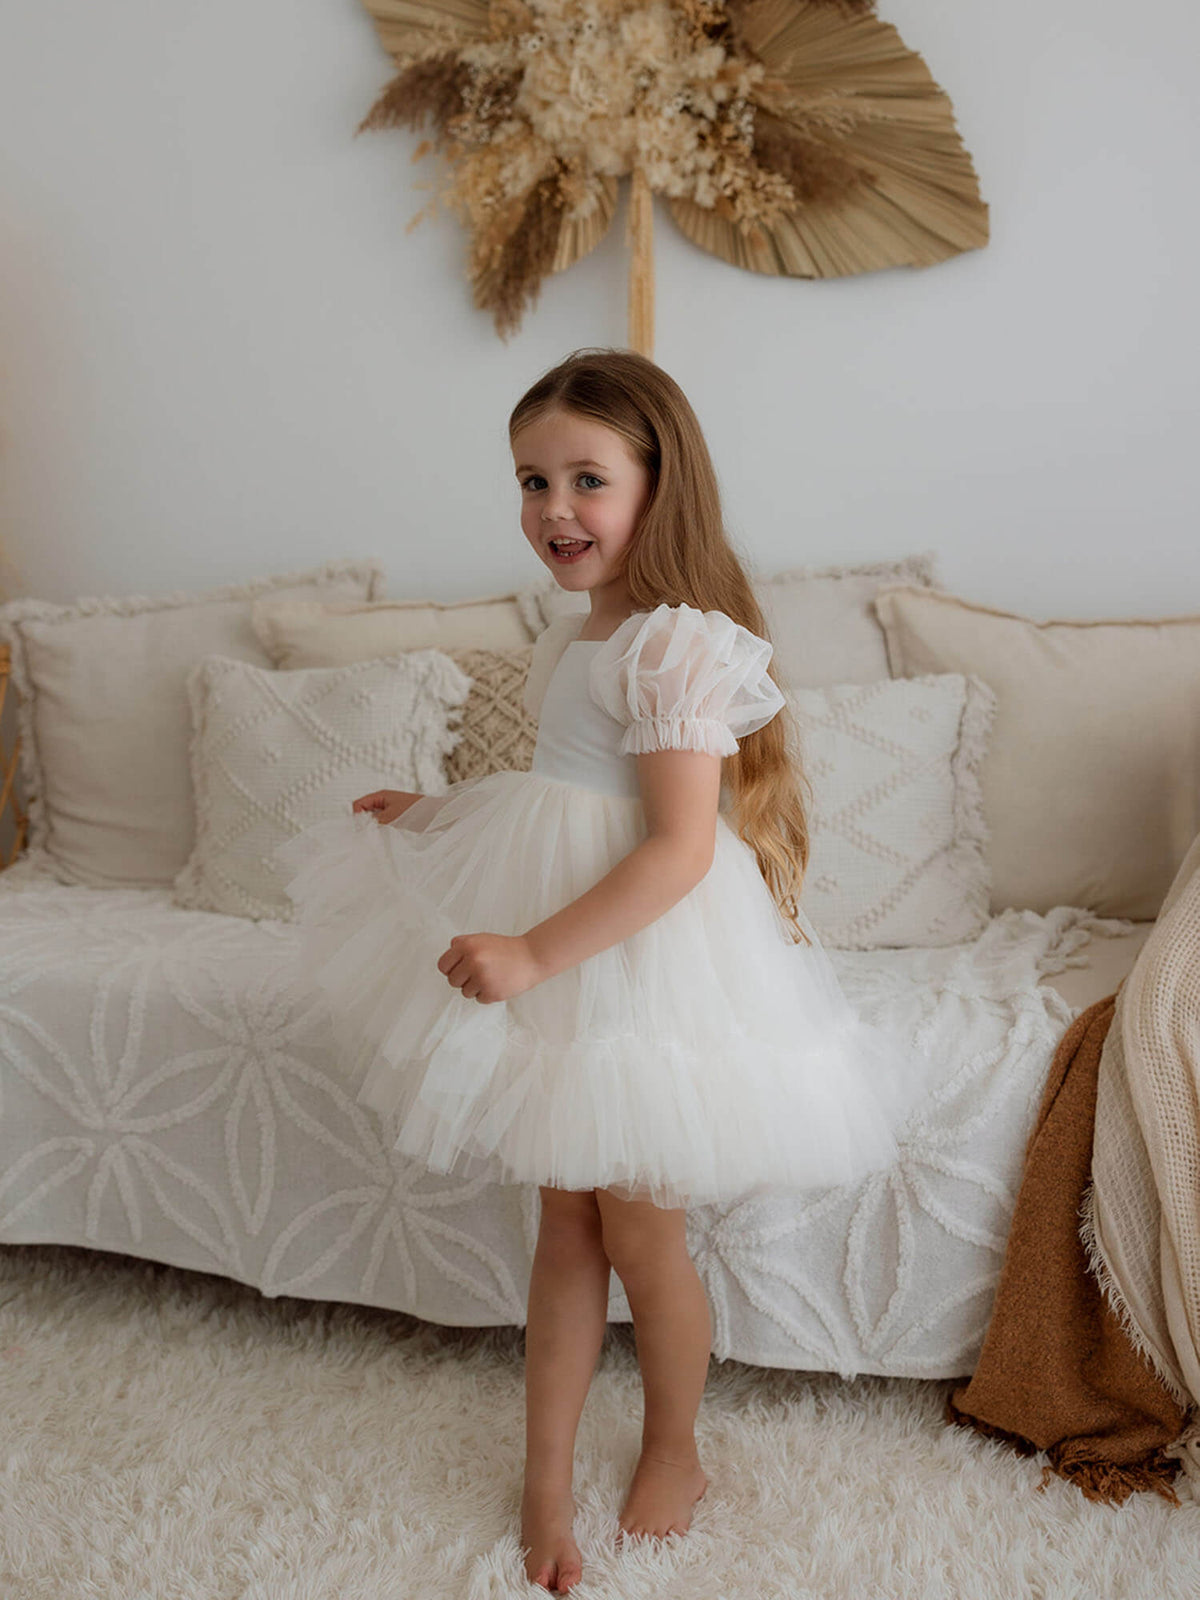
[{"left": 548, "top": 538, "right": 594, "bottom": 563}]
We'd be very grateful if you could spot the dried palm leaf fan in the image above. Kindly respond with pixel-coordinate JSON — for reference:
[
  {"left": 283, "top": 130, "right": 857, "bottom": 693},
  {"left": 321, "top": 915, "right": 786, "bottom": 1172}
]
[{"left": 355, "top": 0, "right": 988, "bottom": 356}]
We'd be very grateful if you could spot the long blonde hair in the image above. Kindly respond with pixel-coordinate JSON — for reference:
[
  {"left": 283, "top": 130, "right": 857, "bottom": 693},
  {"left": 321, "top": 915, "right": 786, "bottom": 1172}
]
[{"left": 509, "top": 347, "right": 815, "bottom": 946}]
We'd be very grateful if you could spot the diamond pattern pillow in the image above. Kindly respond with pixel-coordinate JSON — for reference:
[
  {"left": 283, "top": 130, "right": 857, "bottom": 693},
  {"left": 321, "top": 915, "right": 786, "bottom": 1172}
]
[
  {"left": 0, "top": 558, "right": 385, "bottom": 888},
  {"left": 441, "top": 646, "right": 537, "bottom": 780},
  {"left": 793, "top": 673, "right": 997, "bottom": 949},
  {"left": 173, "top": 651, "right": 472, "bottom": 921}
]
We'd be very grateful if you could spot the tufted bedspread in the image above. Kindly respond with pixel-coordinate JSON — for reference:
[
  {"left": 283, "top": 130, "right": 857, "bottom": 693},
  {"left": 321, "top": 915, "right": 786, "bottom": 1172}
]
[{"left": 0, "top": 857, "right": 1134, "bottom": 1380}]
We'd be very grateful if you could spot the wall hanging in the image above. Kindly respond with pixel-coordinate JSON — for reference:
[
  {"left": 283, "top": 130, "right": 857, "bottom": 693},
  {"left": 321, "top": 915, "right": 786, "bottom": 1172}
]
[{"left": 356, "top": 0, "right": 988, "bottom": 354}]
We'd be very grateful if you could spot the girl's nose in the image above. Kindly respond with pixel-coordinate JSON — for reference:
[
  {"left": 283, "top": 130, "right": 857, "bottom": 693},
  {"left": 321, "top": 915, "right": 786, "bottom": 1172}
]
[{"left": 542, "top": 488, "right": 575, "bottom": 520}]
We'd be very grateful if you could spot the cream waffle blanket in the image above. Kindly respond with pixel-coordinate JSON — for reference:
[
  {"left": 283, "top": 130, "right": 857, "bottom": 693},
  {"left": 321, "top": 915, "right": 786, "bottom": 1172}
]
[{"left": 1084, "top": 829, "right": 1200, "bottom": 1497}]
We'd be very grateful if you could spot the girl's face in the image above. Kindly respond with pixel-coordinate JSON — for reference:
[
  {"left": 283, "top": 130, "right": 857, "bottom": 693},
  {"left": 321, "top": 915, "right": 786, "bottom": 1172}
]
[{"left": 512, "top": 409, "right": 652, "bottom": 608}]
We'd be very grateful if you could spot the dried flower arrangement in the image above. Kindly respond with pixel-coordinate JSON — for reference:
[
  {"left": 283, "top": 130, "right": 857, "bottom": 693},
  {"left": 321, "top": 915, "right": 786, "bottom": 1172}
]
[{"left": 356, "top": 0, "right": 988, "bottom": 350}]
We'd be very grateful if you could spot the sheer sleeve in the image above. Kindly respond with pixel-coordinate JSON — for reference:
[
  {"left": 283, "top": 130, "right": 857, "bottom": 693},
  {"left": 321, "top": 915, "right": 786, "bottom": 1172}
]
[{"left": 588, "top": 602, "right": 786, "bottom": 757}]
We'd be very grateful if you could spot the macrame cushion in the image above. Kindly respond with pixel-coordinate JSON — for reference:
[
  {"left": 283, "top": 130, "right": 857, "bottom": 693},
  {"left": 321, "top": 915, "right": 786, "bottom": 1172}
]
[
  {"left": 173, "top": 651, "right": 472, "bottom": 921},
  {"left": 0, "top": 560, "right": 385, "bottom": 890},
  {"left": 441, "top": 646, "right": 538, "bottom": 780},
  {"left": 792, "top": 673, "right": 997, "bottom": 950},
  {"left": 516, "top": 550, "right": 941, "bottom": 691},
  {"left": 873, "top": 585, "right": 1200, "bottom": 919}
]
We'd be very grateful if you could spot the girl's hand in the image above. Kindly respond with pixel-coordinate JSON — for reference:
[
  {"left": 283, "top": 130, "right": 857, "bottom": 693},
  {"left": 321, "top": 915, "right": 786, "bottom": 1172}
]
[
  {"left": 436, "top": 933, "right": 545, "bottom": 1004},
  {"left": 351, "top": 788, "right": 422, "bottom": 824}
]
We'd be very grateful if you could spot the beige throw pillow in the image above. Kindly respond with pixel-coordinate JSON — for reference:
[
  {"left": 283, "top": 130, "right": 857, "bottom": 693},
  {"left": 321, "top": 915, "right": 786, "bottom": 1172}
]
[
  {"left": 0, "top": 560, "right": 385, "bottom": 889},
  {"left": 792, "top": 673, "right": 996, "bottom": 949},
  {"left": 252, "top": 591, "right": 534, "bottom": 668},
  {"left": 516, "top": 551, "right": 940, "bottom": 691},
  {"left": 872, "top": 585, "right": 1200, "bottom": 919},
  {"left": 755, "top": 552, "right": 940, "bottom": 691},
  {"left": 174, "top": 651, "right": 472, "bottom": 920}
]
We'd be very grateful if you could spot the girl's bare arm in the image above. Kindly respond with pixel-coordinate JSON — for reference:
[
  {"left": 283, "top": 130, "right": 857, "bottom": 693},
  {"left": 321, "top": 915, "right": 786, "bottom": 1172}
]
[{"left": 522, "top": 749, "right": 722, "bottom": 982}]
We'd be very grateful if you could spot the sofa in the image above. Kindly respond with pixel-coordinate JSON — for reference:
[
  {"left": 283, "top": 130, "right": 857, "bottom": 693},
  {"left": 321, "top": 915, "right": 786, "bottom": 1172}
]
[{"left": 1, "top": 551, "right": 1194, "bottom": 1384}]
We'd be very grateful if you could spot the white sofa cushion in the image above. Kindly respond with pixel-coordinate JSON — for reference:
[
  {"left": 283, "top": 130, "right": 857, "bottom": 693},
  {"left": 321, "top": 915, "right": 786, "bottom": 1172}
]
[
  {"left": 251, "top": 591, "right": 535, "bottom": 668},
  {"left": 516, "top": 550, "right": 940, "bottom": 690},
  {"left": 872, "top": 584, "right": 1200, "bottom": 919},
  {"left": 794, "top": 673, "right": 996, "bottom": 949},
  {"left": 0, "top": 559, "right": 384, "bottom": 889},
  {"left": 173, "top": 651, "right": 473, "bottom": 921}
]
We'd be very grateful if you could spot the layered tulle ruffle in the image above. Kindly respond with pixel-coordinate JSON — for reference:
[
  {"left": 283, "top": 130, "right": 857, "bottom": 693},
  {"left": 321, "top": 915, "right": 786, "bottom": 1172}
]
[{"left": 274, "top": 770, "right": 937, "bottom": 1209}]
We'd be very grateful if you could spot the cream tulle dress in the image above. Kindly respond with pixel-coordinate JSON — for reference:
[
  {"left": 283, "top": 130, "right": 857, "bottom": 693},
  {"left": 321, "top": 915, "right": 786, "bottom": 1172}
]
[{"left": 273, "top": 602, "right": 938, "bottom": 1209}]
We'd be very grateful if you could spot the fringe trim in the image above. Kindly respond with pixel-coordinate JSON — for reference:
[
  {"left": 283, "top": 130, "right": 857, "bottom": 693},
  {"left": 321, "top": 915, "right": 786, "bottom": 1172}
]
[
  {"left": 763, "top": 549, "right": 940, "bottom": 590},
  {"left": 514, "top": 583, "right": 551, "bottom": 640},
  {"left": 947, "top": 671, "right": 996, "bottom": 935},
  {"left": 943, "top": 1389, "right": 1185, "bottom": 1508},
  {"left": 0, "top": 559, "right": 386, "bottom": 878},
  {"left": 1033, "top": 906, "right": 1139, "bottom": 981},
  {"left": 1078, "top": 1173, "right": 1194, "bottom": 1410}
]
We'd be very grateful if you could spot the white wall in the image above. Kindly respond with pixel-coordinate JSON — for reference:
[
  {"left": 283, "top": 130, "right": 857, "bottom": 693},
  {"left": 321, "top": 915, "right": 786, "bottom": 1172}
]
[{"left": 0, "top": 0, "right": 1196, "bottom": 617}]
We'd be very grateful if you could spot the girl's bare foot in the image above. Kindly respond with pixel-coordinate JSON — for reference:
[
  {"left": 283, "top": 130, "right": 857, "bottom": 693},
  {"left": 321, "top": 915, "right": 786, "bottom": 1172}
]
[
  {"left": 521, "top": 1486, "right": 584, "bottom": 1593},
  {"left": 616, "top": 1451, "right": 709, "bottom": 1542}
]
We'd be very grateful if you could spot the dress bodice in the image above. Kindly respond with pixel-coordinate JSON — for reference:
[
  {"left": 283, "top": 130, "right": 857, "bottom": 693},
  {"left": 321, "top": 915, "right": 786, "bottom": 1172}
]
[
  {"left": 522, "top": 602, "right": 787, "bottom": 807},
  {"left": 530, "top": 643, "right": 643, "bottom": 800}
]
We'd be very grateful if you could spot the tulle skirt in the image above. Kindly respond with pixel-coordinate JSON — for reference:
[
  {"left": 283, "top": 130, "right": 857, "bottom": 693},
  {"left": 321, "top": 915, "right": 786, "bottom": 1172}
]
[{"left": 273, "top": 770, "right": 939, "bottom": 1210}]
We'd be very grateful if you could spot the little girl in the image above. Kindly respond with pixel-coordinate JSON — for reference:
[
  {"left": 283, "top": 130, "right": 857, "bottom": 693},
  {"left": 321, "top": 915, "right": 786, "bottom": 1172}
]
[{"left": 274, "top": 348, "right": 937, "bottom": 1594}]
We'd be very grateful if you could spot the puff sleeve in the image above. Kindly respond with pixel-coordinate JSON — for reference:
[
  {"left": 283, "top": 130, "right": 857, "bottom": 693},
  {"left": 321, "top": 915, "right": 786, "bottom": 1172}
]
[{"left": 588, "top": 602, "right": 786, "bottom": 757}]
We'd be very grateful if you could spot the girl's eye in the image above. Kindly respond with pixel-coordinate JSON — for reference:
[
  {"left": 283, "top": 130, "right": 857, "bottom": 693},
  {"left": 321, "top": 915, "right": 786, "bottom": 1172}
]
[{"left": 520, "top": 474, "right": 605, "bottom": 491}]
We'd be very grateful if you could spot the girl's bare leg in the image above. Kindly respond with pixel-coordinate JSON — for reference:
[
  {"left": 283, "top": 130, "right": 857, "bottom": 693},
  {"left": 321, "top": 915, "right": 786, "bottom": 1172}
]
[
  {"left": 521, "top": 1185, "right": 612, "bottom": 1593},
  {"left": 594, "top": 1184, "right": 711, "bottom": 1541}
]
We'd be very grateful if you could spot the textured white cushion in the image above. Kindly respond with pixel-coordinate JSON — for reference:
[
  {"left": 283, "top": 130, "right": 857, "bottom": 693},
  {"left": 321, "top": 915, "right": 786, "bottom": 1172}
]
[
  {"left": 0, "top": 560, "right": 384, "bottom": 889},
  {"left": 173, "top": 651, "right": 473, "bottom": 921},
  {"left": 251, "top": 591, "right": 534, "bottom": 668},
  {"left": 793, "top": 673, "right": 997, "bottom": 949},
  {"left": 516, "top": 551, "right": 940, "bottom": 691}
]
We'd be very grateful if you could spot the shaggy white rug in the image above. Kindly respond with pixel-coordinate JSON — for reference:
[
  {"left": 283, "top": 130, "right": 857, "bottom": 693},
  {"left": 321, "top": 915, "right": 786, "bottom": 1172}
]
[{"left": 1, "top": 1242, "right": 1197, "bottom": 1600}]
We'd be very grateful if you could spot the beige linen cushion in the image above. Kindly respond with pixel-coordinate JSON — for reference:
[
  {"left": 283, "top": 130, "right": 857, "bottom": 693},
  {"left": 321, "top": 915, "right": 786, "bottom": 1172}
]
[
  {"left": 516, "top": 551, "right": 940, "bottom": 691},
  {"left": 173, "top": 651, "right": 472, "bottom": 920},
  {"left": 792, "top": 673, "right": 996, "bottom": 949},
  {"left": 251, "top": 591, "right": 534, "bottom": 668},
  {"left": 755, "top": 552, "right": 940, "bottom": 691},
  {"left": 0, "top": 560, "right": 384, "bottom": 889},
  {"left": 872, "top": 585, "right": 1200, "bottom": 919}
]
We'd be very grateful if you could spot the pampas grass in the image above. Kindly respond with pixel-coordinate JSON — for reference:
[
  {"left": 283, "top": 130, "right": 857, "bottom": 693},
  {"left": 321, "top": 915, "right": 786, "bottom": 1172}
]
[{"left": 354, "top": 0, "right": 988, "bottom": 340}]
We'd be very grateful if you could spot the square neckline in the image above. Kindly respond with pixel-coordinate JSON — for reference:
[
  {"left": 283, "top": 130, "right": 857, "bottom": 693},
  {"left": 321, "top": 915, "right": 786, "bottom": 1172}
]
[{"left": 563, "top": 610, "right": 647, "bottom": 648}]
